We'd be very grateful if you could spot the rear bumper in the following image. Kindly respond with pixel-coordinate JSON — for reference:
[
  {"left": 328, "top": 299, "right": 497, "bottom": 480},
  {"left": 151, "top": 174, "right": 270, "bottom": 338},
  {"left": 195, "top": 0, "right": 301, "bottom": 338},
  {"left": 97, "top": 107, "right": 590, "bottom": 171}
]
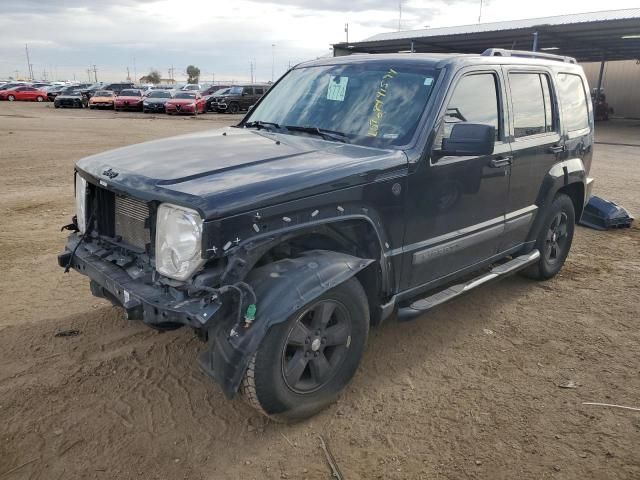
[{"left": 58, "top": 234, "right": 221, "bottom": 330}]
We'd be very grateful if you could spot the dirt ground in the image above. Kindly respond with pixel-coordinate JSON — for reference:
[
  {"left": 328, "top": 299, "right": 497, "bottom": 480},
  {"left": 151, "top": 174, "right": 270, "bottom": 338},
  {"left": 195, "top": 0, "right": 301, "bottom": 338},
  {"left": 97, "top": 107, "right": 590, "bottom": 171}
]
[{"left": 1, "top": 102, "right": 638, "bottom": 480}]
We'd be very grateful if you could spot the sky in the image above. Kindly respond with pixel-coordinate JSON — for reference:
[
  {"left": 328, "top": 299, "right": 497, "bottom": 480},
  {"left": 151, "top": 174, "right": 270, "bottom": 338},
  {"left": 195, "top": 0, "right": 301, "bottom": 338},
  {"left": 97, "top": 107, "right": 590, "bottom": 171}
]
[{"left": 0, "top": 0, "right": 638, "bottom": 83}]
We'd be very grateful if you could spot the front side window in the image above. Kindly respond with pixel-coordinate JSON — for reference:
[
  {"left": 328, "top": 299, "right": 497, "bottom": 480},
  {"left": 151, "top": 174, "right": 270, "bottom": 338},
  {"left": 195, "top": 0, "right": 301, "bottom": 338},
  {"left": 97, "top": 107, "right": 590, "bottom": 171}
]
[
  {"left": 557, "top": 73, "right": 589, "bottom": 132},
  {"left": 229, "top": 86, "right": 243, "bottom": 95},
  {"left": 438, "top": 73, "right": 500, "bottom": 147},
  {"left": 246, "top": 62, "right": 438, "bottom": 147},
  {"left": 509, "top": 73, "right": 554, "bottom": 138}
]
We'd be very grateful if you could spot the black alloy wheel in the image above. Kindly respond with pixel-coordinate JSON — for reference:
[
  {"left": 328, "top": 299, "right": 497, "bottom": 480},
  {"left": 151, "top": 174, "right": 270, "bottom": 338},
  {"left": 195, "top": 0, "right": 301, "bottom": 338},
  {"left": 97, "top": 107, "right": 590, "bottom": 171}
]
[
  {"left": 281, "top": 299, "right": 352, "bottom": 394},
  {"left": 521, "top": 193, "right": 575, "bottom": 280},
  {"left": 240, "top": 276, "right": 369, "bottom": 422}
]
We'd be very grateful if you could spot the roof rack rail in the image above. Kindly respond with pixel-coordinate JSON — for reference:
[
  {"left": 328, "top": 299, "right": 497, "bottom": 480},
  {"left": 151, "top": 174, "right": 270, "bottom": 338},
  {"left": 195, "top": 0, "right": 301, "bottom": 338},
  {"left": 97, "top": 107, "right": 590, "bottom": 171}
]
[{"left": 481, "top": 48, "right": 577, "bottom": 64}]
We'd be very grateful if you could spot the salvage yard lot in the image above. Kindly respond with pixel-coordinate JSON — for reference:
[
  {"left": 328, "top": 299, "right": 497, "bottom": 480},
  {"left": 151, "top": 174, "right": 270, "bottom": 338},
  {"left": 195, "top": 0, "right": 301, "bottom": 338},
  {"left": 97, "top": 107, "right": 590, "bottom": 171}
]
[{"left": 1, "top": 102, "right": 639, "bottom": 479}]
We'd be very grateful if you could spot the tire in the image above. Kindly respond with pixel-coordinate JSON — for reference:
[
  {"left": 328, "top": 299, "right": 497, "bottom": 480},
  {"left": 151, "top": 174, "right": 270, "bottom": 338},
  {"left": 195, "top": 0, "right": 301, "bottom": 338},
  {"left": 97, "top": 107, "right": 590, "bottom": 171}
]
[
  {"left": 36, "top": 96, "right": 44, "bottom": 102},
  {"left": 228, "top": 102, "right": 239, "bottom": 114},
  {"left": 521, "top": 193, "right": 575, "bottom": 280},
  {"left": 240, "top": 276, "right": 369, "bottom": 422},
  {"left": 8, "top": 95, "right": 15, "bottom": 102}
]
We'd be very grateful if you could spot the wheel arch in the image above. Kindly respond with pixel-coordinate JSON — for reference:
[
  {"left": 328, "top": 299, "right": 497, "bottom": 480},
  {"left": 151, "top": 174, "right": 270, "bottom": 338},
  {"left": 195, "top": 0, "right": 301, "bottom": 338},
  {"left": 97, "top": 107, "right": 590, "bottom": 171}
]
[
  {"left": 199, "top": 249, "right": 374, "bottom": 398},
  {"left": 526, "top": 158, "right": 587, "bottom": 244}
]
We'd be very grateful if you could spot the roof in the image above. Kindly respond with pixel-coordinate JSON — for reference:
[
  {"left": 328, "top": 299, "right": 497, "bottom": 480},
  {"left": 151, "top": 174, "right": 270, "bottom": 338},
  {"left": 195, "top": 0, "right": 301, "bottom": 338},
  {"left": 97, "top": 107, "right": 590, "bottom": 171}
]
[
  {"left": 298, "top": 51, "right": 585, "bottom": 71},
  {"left": 334, "top": 9, "right": 640, "bottom": 62}
]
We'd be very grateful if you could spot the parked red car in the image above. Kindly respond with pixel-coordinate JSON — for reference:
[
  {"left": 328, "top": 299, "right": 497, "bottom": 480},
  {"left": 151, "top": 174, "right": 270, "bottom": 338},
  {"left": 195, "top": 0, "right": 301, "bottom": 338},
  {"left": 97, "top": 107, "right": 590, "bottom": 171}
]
[
  {"left": 0, "top": 86, "right": 48, "bottom": 102},
  {"left": 114, "top": 89, "right": 144, "bottom": 111},
  {"left": 165, "top": 91, "right": 206, "bottom": 115}
]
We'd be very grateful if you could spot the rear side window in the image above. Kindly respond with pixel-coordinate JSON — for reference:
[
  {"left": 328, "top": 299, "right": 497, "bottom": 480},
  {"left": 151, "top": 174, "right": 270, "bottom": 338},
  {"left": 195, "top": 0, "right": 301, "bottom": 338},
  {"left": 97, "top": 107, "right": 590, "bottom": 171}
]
[
  {"left": 509, "top": 73, "right": 555, "bottom": 138},
  {"left": 557, "top": 73, "right": 590, "bottom": 132},
  {"left": 443, "top": 73, "right": 500, "bottom": 140}
]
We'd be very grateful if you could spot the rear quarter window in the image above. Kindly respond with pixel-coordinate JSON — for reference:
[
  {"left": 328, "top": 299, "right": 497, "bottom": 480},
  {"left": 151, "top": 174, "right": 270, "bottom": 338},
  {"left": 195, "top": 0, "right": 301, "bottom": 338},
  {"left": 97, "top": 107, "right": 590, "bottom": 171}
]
[{"left": 557, "top": 73, "right": 590, "bottom": 132}]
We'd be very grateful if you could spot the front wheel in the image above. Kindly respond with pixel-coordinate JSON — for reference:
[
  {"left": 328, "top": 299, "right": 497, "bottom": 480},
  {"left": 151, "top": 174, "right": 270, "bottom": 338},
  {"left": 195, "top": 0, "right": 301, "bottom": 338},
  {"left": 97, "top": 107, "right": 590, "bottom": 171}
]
[
  {"left": 240, "top": 277, "right": 369, "bottom": 422},
  {"left": 228, "top": 102, "right": 239, "bottom": 114},
  {"left": 36, "top": 96, "right": 44, "bottom": 102},
  {"left": 521, "top": 193, "right": 575, "bottom": 280},
  {"left": 8, "top": 95, "right": 15, "bottom": 101}
]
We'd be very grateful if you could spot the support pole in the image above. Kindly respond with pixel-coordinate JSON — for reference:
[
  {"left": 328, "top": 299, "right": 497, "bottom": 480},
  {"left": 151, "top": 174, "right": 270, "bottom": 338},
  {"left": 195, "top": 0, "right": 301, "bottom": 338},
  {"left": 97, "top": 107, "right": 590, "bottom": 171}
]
[{"left": 596, "top": 58, "right": 606, "bottom": 97}]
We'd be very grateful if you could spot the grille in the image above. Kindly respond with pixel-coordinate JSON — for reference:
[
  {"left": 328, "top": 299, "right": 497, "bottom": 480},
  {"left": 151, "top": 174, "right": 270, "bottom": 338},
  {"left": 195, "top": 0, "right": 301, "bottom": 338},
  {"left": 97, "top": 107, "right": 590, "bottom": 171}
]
[{"left": 114, "top": 195, "right": 151, "bottom": 250}]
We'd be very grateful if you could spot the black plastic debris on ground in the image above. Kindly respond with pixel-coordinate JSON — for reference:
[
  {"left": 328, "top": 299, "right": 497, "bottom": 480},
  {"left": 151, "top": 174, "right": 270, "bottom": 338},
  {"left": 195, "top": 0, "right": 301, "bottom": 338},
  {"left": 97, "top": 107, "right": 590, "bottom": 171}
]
[
  {"left": 579, "top": 195, "right": 634, "bottom": 230},
  {"left": 54, "top": 329, "right": 80, "bottom": 338}
]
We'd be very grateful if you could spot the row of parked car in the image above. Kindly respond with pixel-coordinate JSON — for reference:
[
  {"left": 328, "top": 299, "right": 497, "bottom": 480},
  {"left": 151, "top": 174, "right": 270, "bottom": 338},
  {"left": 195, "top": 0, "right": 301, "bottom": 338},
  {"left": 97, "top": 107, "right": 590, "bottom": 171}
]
[{"left": 0, "top": 79, "right": 270, "bottom": 116}]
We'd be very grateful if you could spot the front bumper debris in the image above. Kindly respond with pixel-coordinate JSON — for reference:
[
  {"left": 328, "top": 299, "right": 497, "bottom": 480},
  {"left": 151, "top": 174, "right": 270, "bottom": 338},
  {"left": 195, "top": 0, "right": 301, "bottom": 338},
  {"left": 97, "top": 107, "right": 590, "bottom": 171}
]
[{"left": 58, "top": 234, "right": 221, "bottom": 329}]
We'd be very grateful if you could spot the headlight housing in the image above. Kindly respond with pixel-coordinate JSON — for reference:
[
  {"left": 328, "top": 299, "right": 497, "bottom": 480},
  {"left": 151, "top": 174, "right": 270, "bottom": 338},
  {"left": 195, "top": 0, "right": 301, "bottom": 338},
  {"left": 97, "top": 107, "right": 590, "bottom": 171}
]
[
  {"left": 155, "top": 203, "right": 205, "bottom": 281},
  {"left": 75, "top": 173, "right": 87, "bottom": 233}
]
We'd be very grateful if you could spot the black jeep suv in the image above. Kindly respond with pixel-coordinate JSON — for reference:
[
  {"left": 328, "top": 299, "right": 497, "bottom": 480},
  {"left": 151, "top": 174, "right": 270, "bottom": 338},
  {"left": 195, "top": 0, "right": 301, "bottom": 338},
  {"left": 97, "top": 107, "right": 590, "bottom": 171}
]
[
  {"left": 209, "top": 84, "right": 269, "bottom": 113},
  {"left": 59, "top": 49, "right": 594, "bottom": 421}
]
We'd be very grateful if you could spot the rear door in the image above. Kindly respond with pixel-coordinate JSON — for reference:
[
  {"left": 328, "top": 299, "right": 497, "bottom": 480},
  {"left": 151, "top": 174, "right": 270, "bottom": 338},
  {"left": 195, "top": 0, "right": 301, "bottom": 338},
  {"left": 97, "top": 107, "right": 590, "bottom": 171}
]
[
  {"left": 500, "top": 68, "right": 561, "bottom": 251},
  {"left": 240, "top": 87, "right": 253, "bottom": 109}
]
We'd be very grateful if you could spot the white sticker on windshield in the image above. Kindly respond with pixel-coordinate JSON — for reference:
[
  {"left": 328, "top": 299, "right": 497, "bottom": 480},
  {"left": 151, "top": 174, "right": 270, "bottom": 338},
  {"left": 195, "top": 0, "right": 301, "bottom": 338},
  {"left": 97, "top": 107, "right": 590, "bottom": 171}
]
[
  {"left": 424, "top": 77, "right": 434, "bottom": 86},
  {"left": 327, "top": 76, "right": 349, "bottom": 101}
]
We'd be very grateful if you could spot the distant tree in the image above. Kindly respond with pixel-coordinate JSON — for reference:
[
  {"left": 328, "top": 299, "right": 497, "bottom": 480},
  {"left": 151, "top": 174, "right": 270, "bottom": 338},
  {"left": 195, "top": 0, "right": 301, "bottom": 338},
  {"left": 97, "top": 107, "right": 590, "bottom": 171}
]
[
  {"left": 186, "top": 65, "right": 200, "bottom": 84},
  {"left": 145, "top": 70, "right": 161, "bottom": 85}
]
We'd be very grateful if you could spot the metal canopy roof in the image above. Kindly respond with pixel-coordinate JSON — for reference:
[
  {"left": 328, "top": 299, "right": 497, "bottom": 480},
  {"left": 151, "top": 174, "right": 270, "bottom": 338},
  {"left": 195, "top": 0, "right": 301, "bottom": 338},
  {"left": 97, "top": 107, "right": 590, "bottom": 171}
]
[{"left": 333, "top": 9, "right": 640, "bottom": 62}]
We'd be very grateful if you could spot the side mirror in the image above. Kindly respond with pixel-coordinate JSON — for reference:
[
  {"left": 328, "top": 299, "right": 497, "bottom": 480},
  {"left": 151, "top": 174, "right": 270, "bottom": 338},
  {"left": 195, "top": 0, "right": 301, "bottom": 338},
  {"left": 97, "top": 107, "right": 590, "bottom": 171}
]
[{"left": 441, "top": 123, "right": 495, "bottom": 157}]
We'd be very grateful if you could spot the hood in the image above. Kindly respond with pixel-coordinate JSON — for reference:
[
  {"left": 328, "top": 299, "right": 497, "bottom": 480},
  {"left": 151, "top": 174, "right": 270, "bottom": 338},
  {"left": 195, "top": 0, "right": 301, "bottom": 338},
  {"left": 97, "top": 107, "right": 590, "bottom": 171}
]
[
  {"left": 56, "top": 94, "right": 82, "bottom": 99},
  {"left": 76, "top": 127, "right": 407, "bottom": 220},
  {"left": 116, "top": 96, "right": 142, "bottom": 101},
  {"left": 167, "top": 98, "right": 197, "bottom": 105},
  {"left": 92, "top": 96, "right": 114, "bottom": 101}
]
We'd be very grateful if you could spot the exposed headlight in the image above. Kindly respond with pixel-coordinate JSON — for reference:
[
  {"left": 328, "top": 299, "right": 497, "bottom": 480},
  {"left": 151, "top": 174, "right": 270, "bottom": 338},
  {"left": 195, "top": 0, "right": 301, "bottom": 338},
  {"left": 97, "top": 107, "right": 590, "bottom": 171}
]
[
  {"left": 75, "top": 173, "right": 87, "bottom": 233},
  {"left": 156, "top": 203, "right": 205, "bottom": 281},
  {"left": 143, "top": 101, "right": 149, "bottom": 106}
]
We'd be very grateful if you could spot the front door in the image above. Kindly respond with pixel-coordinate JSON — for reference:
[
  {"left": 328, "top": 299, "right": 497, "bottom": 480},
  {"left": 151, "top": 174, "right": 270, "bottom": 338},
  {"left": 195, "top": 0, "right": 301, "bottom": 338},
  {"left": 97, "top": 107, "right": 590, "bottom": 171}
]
[{"left": 402, "top": 68, "right": 512, "bottom": 290}]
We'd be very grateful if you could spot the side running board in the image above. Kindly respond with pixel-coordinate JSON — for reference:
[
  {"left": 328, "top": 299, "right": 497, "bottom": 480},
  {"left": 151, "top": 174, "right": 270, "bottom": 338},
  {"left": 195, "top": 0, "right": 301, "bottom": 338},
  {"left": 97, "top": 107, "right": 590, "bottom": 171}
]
[{"left": 397, "top": 250, "right": 540, "bottom": 320}]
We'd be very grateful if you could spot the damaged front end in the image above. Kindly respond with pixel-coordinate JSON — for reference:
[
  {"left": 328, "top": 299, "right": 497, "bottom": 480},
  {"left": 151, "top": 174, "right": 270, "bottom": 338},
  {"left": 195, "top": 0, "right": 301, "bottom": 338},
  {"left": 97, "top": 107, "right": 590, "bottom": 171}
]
[{"left": 59, "top": 174, "right": 374, "bottom": 398}]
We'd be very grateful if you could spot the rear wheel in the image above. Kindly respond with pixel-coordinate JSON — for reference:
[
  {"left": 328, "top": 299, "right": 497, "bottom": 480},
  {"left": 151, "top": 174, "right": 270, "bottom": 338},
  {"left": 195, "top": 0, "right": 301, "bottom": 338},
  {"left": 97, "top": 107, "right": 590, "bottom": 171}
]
[
  {"left": 8, "top": 95, "right": 15, "bottom": 101},
  {"left": 240, "top": 277, "right": 369, "bottom": 422},
  {"left": 36, "top": 96, "right": 44, "bottom": 102},
  {"left": 521, "top": 193, "right": 575, "bottom": 280}
]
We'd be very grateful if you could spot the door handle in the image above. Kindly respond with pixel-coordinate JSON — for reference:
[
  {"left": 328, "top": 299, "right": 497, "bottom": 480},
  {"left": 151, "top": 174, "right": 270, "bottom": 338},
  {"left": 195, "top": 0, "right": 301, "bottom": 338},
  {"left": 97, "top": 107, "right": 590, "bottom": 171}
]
[
  {"left": 489, "top": 156, "right": 513, "bottom": 168},
  {"left": 547, "top": 144, "right": 566, "bottom": 154}
]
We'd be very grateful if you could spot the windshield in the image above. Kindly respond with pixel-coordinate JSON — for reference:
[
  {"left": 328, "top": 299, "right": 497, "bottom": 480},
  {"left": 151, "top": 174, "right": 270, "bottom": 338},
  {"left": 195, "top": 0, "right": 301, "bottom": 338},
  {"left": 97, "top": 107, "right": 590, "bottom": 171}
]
[
  {"left": 148, "top": 90, "right": 171, "bottom": 98},
  {"left": 174, "top": 92, "right": 196, "bottom": 99},
  {"left": 94, "top": 90, "right": 113, "bottom": 97},
  {"left": 213, "top": 88, "right": 230, "bottom": 96},
  {"left": 246, "top": 62, "right": 438, "bottom": 147},
  {"left": 119, "top": 89, "right": 141, "bottom": 96}
]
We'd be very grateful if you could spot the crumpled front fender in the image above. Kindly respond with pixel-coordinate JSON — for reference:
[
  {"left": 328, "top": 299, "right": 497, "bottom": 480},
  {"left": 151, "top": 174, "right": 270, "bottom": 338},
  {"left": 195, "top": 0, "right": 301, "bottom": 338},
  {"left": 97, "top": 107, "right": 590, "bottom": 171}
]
[{"left": 198, "top": 250, "right": 373, "bottom": 398}]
